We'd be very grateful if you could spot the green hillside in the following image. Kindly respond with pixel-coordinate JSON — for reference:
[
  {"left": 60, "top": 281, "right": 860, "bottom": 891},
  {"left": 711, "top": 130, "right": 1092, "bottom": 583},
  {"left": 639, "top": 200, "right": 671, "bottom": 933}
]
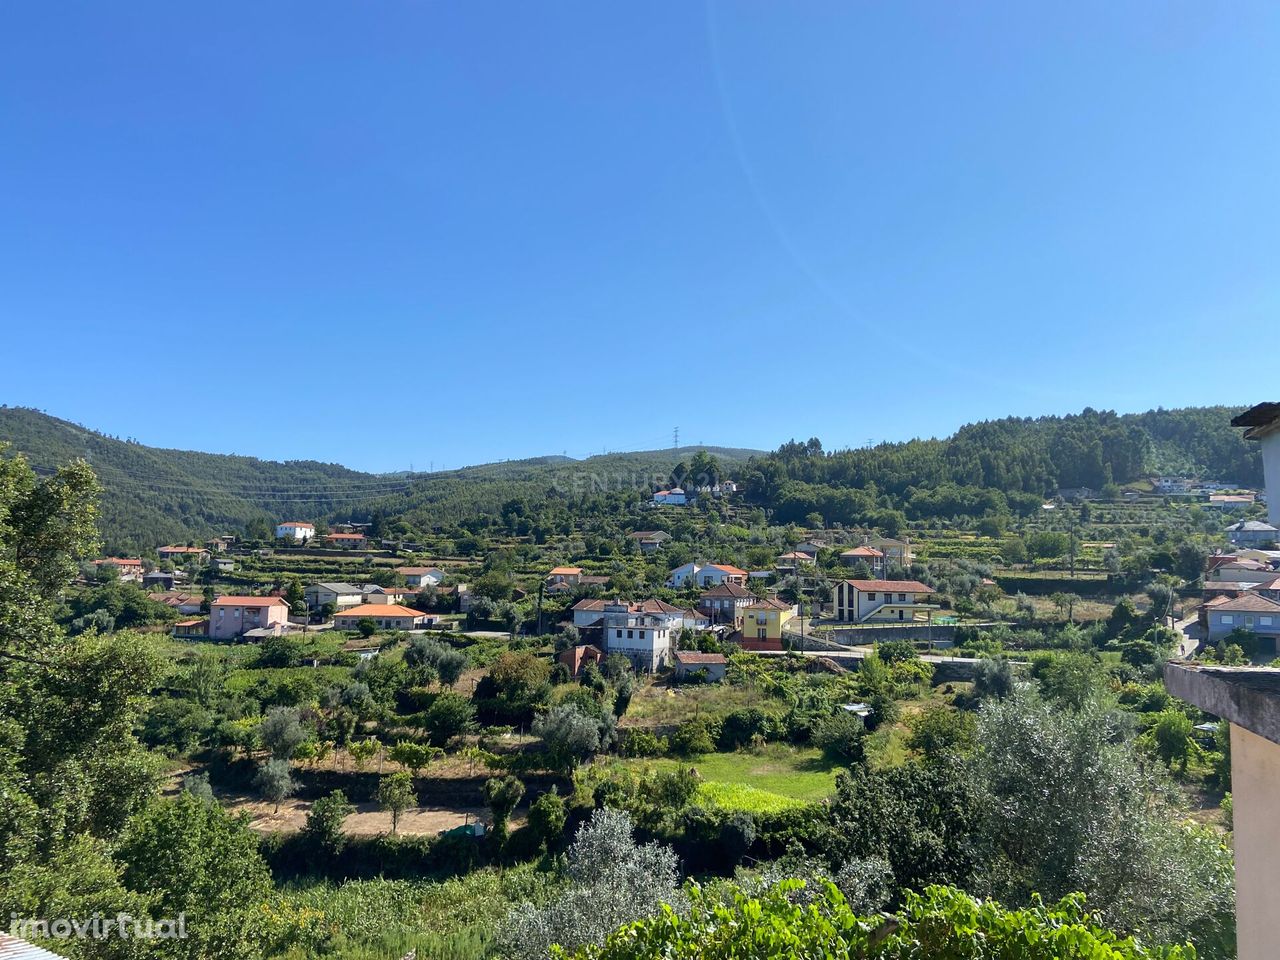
[{"left": 0, "top": 407, "right": 759, "bottom": 551}]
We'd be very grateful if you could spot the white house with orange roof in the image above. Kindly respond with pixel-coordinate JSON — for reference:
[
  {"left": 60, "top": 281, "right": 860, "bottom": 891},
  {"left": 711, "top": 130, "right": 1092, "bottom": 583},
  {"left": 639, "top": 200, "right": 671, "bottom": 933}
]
[
  {"left": 332, "top": 603, "right": 430, "bottom": 632},
  {"left": 666, "top": 562, "right": 749, "bottom": 588},
  {"left": 833, "top": 578, "right": 936, "bottom": 623},
  {"left": 275, "top": 521, "right": 315, "bottom": 542},
  {"left": 653, "top": 488, "right": 687, "bottom": 506}
]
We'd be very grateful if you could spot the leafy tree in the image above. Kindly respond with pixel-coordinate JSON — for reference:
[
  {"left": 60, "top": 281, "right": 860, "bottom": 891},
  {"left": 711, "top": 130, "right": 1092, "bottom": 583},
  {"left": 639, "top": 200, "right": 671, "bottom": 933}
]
[
  {"left": 974, "top": 693, "right": 1234, "bottom": 947},
  {"left": 907, "top": 705, "right": 976, "bottom": 760},
  {"left": 528, "top": 786, "right": 567, "bottom": 850},
  {"left": 302, "top": 789, "right": 354, "bottom": 860},
  {"left": 534, "top": 702, "right": 614, "bottom": 772},
  {"left": 972, "top": 657, "right": 1015, "bottom": 700},
  {"left": 499, "top": 809, "right": 682, "bottom": 960},
  {"left": 258, "top": 705, "right": 307, "bottom": 760},
  {"left": 377, "top": 771, "right": 416, "bottom": 835},
  {"left": 253, "top": 758, "right": 296, "bottom": 812},
  {"left": 483, "top": 775, "right": 526, "bottom": 846},
  {"left": 812, "top": 711, "right": 866, "bottom": 764},
  {"left": 1147, "top": 709, "right": 1195, "bottom": 772},
  {"left": 356, "top": 617, "right": 378, "bottom": 638},
  {"left": 561, "top": 880, "right": 1198, "bottom": 960},
  {"left": 424, "top": 690, "right": 477, "bottom": 747},
  {"left": 388, "top": 740, "right": 442, "bottom": 777},
  {"left": 118, "top": 792, "right": 272, "bottom": 960},
  {"left": 348, "top": 737, "right": 380, "bottom": 770}
]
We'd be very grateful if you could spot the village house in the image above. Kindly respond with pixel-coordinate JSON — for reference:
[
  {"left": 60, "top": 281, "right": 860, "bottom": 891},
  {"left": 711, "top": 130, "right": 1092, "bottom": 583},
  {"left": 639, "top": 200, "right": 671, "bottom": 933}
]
[
  {"left": 274, "top": 521, "right": 315, "bottom": 542},
  {"left": 833, "top": 578, "right": 935, "bottom": 623},
  {"left": 324, "top": 532, "right": 368, "bottom": 549},
  {"left": 304, "top": 582, "right": 365, "bottom": 611},
  {"left": 211, "top": 556, "right": 235, "bottom": 572},
  {"left": 546, "top": 566, "right": 583, "bottom": 586},
  {"left": 741, "top": 596, "right": 797, "bottom": 641},
  {"left": 332, "top": 603, "right": 430, "bottom": 632},
  {"left": 153, "top": 591, "right": 203, "bottom": 615},
  {"left": 600, "top": 605, "right": 674, "bottom": 672},
  {"left": 1207, "top": 494, "right": 1257, "bottom": 510},
  {"left": 157, "top": 545, "right": 209, "bottom": 563},
  {"left": 839, "top": 546, "right": 886, "bottom": 576},
  {"left": 697, "top": 582, "right": 757, "bottom": 627},
  {"left": 571, "top": 598, "right": 707, "bottom": 632},
  {"left": 672, "top": 650, "right": 727, "bottom": 682},
  {"left": 205, "top": 535, "right": 234, "bottom": 553},
  {"left": 558, "top": 643, "right": 604, "bottom": 678},
  {"left": 1205, "top": 594, "right": 1280, "bottom": 652},
  {"left": 142, "top": 570, "right": 179, "bottom": 590},
  {"left": 1208, "top": 561, "right": 1278, "bottom": 590},
  {"left": 96, "top": 557, "right": 144, "bottom": 582},
  {"left": 1234, "top": 404, "right": 1280, "bottom": 527},
  {"left": 627, "top": 530, "right": 671, "bottom": 553},
  {"left": 396, "top": 566, "right": 445, "bottom": 588},
  {"left": 363, "top": 584, "right": 418, "bottom": 604},
  {"left": 1228, "top": 520, "right": 1280, "bottom": 548},
  {"left": 666, "top": 562, "right": 749, "bottom": 588},
  {"left": 652, "top": 487, "right": 687, "bottom": 506},
  {"left": 793, "top": 540, "right": 826, "bottom": 559},
  {"left": 864, "top": 536, "right": 914, "bottom": 569},
  {"left": 209, "top": 596, "right": 290, "bottom": 641}
]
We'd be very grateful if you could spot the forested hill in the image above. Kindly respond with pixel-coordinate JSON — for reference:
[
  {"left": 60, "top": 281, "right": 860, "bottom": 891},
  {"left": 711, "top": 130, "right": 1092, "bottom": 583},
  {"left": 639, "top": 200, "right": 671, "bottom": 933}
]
[
  {"left": 0, "top": 407, "right": 759, "bottom": 550},
  {"left": 741, "top": 406, "right": 1263, "bottom": 527}
]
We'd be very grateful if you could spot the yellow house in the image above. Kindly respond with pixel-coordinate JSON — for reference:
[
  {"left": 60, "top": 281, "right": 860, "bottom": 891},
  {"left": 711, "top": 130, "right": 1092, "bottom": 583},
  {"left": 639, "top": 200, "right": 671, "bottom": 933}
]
[{"left": 741, "top": 597, "right": 797, "bottom": 640}]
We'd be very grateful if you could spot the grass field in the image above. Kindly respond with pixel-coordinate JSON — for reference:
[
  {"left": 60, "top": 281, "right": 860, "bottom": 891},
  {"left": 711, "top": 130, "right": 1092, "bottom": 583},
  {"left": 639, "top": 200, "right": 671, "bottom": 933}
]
[
  {"left": 616, "top": 744, "right": 839, "bottom": 807},
  {"left": 621, "top": 680, "right": 775, "bottom": 729}
]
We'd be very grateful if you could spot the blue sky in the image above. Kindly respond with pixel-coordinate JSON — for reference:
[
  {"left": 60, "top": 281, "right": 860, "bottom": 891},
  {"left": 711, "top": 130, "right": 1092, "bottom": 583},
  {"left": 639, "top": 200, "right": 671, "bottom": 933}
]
[{"left": 3, "top": 2, "right": 1278, "bottom": 472}]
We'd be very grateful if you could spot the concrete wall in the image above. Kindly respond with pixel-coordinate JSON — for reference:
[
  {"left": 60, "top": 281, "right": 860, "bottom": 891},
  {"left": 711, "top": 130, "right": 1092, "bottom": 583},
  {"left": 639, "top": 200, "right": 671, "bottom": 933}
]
[
  {"left": 1262, "top": 432, "right": 1280, "bottom": 526},
  {"left": 1231, "top": 724, "right": 1280, "bottom": 960},
  {"left": 824, "top": 623, "right": 961, "bottom": 644}
]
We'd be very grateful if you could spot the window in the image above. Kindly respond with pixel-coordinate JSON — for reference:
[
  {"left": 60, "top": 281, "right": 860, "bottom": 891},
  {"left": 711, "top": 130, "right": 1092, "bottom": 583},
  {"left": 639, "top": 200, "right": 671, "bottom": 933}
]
[
  {"left": 867, "top": 593, "right": 877, "bottom": 601},
  {"left": 898, "top": 593, "right": 907, "bottom": 602},
  {"left": 1262, "top": 617, "right": 1274, "bottom": 626},
  {"left": 627, "top": 630, "right": 634, "bottom": 639},
  {"left": 1221, "top": 615, "right": 1234, "bottom": 625},
  {"left": 616, "top": 629, "right": 623, "bottom": 638}
]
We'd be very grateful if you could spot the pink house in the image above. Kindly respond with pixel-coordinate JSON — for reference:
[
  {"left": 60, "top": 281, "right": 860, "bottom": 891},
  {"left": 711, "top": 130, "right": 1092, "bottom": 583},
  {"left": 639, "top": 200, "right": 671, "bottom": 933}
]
[{"left": 209, "top": 596, "right": 289, "bottom": 640}]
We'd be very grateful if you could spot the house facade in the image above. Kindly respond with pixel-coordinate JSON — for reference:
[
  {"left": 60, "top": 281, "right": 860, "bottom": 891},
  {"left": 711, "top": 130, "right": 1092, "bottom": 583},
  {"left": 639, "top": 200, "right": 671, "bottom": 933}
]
[
  {"left": 332, "top": 603, "right": 428, "bottom": 632},
  {"left": 1206, "top": 594, "right": 1280, "bottom": 651},
  {"left": 666, "top": 562, "right": 749, "bottom": 588},
  {"left": 864, "top": 536, "right": 913, "bottom": 570},
  {"left": 741, "top": 597, "right": 797, "bottom": 640},
  {"left": 833, "top": 579, "right": 934, "bottom": 623},
  {"left": 653, "top": 488, "right": 687, "bottom": 506},
  {"left": 304, "top": 582, "right": 365, "bottom": 611},
  {"left": 324, "top": 532, "right": 368, "bottom": 549},
  {"left": 672, "top": 650, "right": 727, "bottom": 682},
  {"left": 275, "top": 522, "right": 315, "bottom": 542},
  {"left": 209, "top": 596, "right": 289, "bottom": 640},
  {"left": 697, "top": 582, "right": 757, "bottom": 627},
  {"left": 628, "top": 531, "right": 670, "bottom": 553},
  {"left": 571, "top": 598, "right": 706, "bottom": 632},
  {"left": 546, "top": 566, "right": 583, "bottom": 586},
  {"left": 396, "top": 566, "right": 445, "bottom": 588},
  {"left": 96, "top": 557, "right": 144, "bottom": 582},
  {"left": 839, "top": 546, "right": 885, "bottom": 575},
  {"left": 1228, "top": 520, "right": 1280, "bottom": 548},
  {"left": 158, "top": 545, "right": 209, "bottom": 563},
  {"left": 601, "top": 607, "right": 673, "bottom": 671}
]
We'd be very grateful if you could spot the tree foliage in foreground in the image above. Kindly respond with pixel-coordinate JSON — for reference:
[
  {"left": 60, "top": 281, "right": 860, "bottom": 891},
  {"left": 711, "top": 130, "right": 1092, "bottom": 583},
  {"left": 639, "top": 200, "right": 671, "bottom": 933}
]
[{"left": 561, "top": 880, "right": 1196, "bottom": 960}]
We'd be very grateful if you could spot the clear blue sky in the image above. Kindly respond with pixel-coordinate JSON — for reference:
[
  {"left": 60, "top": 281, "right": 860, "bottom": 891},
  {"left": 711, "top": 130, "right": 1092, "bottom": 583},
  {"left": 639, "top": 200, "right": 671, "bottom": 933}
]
[{"left": 3, "top": 2, "right": 1278, "bottom": 472}]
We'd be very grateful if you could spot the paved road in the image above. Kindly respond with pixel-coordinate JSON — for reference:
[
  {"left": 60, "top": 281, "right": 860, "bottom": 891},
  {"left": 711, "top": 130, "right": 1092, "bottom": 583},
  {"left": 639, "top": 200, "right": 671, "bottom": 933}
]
[{"left": 1173, "top": 614, "right": 1203, "bottom": 659}]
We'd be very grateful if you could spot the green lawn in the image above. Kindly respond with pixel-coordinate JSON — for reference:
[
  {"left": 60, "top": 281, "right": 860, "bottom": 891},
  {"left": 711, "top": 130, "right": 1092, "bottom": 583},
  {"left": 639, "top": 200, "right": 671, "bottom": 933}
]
[{"left": 616, "top": 744, "right": 840, "bottom": 806}]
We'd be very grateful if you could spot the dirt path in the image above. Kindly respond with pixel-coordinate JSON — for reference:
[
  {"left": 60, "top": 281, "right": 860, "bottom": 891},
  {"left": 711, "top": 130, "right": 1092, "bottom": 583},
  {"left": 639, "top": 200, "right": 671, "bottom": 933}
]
[{"left": 216, "top": 789, "right": 497, "bottom": 836}]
